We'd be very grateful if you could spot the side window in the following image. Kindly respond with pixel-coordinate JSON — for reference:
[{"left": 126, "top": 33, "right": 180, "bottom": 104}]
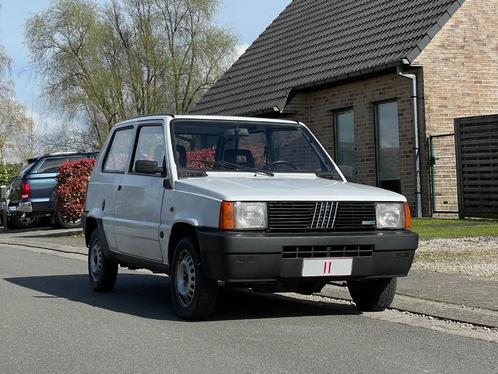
[
  {"left": 132, "top": 126, "right": 166, "bottom": 173},
  {"left": 103, "top": 128, "right": 134, "bottom": 173}
]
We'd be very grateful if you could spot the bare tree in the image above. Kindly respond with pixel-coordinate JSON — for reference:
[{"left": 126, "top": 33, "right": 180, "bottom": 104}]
[
  {"left": 0, "top": 45, "right": 42, "bottom": 163},
  {"left": 25, "top": 0, "right": 237, "bottom": 148}
]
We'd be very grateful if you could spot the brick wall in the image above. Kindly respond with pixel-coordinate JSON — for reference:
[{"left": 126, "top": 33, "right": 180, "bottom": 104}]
[
  {"left": 283, "top": 73, "right": 426, "bottom": 214},
  {"left": 413, "top": 0, "right": 498, "bottom": 214}
]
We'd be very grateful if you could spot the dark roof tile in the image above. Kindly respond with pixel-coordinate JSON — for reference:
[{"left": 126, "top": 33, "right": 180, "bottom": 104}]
[{"left": 193, "top": 0, "right": 463, "bottom": 116}]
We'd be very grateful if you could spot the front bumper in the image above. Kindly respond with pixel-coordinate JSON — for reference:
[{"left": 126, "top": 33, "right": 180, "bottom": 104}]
[{"left": 197, "top": 229, "right": 418, "bottom": 282}]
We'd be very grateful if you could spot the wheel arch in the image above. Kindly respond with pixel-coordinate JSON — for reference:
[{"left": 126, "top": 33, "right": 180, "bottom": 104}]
[
  {"left": 84, "top": 216, "right": 98, "bottom": 247},
  {"left": 168, "top": 222, "right": 199, "bottom": 266}
]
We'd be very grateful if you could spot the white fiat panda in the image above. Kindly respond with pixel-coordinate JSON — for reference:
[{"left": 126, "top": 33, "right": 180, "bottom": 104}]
[{"left": 83, "top": 115, "right": 418, "bottom": 320}]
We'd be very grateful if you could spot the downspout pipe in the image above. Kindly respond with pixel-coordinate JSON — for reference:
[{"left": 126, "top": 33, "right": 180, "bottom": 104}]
[{"left": 398, "top": 66, "right": 423, "bottom": 218}]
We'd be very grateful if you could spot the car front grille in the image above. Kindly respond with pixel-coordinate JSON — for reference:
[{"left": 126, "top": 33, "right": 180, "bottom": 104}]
[
  {"left": 267, "top": 201, "right": 376, "bottom": 232},
  {"left": 282, "top": 245, "right": 374, "bottom": 259}
]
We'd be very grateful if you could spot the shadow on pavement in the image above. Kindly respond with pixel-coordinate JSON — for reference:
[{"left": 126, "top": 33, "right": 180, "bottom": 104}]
[{"left": 5, "top": 273, "right": 360, "bottom": 321}]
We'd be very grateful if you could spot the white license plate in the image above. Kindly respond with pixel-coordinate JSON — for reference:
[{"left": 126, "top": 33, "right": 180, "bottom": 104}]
[{"left": 301, "top": 258, "right": 353, "bottom": 277}]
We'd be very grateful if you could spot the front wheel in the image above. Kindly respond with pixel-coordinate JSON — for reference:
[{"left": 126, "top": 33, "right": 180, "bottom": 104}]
[
  {"left": 171, "top": 237, "right": 217, "bottom": 320},
  {"left": 88, "top": 231, "right": 118, "bottom": 292},
  {"left": 347, "top": 277, "right": 397, "bottom": 312}
]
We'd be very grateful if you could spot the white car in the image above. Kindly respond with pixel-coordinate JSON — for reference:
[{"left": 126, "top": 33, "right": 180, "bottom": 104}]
[{"left": 83, "top": 115, "right": 418, "bottom": 320}]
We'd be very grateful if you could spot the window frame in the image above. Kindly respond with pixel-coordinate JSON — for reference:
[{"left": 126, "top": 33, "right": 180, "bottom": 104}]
[
  {"left": 129, "top": 123, "right": 167, "bottom": 177},
  {"left": 101, "top": 125, "right": 134, "bottom": 174},
  {"left": 374, "top": 99, "right": 401, "bottom": 191}
]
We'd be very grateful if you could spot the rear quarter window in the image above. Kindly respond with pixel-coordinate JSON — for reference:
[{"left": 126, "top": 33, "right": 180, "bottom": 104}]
[{"left": 103, "top": 128, "right": 134, "bottom": 173}]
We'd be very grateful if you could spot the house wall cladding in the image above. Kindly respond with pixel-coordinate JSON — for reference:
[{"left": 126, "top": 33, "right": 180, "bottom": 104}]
[
  {"left": 414, "top": 0, "right": 498, "bottom": 213},
  {"left": 285, "top": 73, "right": 428, "bottom": 214}
]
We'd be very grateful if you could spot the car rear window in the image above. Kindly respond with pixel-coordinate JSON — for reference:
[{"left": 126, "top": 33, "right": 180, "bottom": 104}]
[
  {"left": 18, "top": 161, "right": 37, "bottom": 177},
  {"left": 32, "top": 156, "right": 84, "bottom": 174}
]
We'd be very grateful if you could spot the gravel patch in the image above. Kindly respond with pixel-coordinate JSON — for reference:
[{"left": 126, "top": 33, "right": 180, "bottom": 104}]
[{"left": 413, "top": 236, "right": 498, "bottom": 280}]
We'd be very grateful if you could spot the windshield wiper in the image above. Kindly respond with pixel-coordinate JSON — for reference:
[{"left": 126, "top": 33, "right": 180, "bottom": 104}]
[
  {"left": 315, "top": 171, "right": 338, "bottom": 180},
  {"left": 212, "top": 160, "right": 274, "bottom": 177}
]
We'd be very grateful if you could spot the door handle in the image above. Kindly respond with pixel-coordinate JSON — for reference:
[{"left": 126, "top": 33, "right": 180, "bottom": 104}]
[{"left": 117, "top": 185, "right": 122, "bottom": 191}]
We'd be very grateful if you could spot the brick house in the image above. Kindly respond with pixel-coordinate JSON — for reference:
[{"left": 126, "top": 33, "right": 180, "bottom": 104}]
[{"left": 192, "top": 0, "right": 498, "bottom": 217}]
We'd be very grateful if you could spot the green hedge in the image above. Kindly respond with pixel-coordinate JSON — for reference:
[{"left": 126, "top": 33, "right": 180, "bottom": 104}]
[{"left": 0, "top": 164, "right": 20, "bottom": 185}]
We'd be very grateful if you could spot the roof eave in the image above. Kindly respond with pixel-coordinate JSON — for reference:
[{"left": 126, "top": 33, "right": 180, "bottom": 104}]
[{"left": 405, "top": 0, "right": 465, "bottom": 63}]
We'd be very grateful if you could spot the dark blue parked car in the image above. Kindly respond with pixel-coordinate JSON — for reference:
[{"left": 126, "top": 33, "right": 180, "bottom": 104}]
[{"left": 7, "top": 152, "right": 98, "bottom": 229}]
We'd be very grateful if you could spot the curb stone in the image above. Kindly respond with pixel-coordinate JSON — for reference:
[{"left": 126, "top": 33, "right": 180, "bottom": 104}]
[{"left": 320, "top": 284, "right": 498, "bottom": 329}]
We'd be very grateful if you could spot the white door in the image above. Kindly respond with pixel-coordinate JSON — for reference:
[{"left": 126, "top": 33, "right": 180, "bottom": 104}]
[
  {"left": 100, "top": 126, "right": 135, "bottom": 252},
  {"left": 114, "top": 124, "right": 166, "bottom": 262}
]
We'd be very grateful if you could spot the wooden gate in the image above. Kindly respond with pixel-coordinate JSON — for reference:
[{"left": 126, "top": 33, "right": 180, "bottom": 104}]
[{"left": 455, "top": 115, "right": 498, "bottom": 219}]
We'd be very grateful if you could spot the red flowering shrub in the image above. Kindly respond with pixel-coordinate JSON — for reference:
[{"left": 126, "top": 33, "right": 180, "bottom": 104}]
[
  {"left": 55, "top": 158, "right": 96, "bottom": 222},
  {"left": 186, "top": 147, "right": 216, "bottom": 169}
]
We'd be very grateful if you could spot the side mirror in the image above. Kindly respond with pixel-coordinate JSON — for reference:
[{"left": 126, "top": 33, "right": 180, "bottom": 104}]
[{"left": 135, "top": 160, "right": 162, "bottom": 175}]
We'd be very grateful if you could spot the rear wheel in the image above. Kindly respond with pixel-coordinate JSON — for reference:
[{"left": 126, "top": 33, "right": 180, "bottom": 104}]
[
  {"left": 347, "top": 277, "right": 397, "bottom": 312},
  {"left": 55, "top": 211, "right": 82, "bottom": 229},
  {"left": 88, "top": 230, "right": 118, "bottom": 292},
  {"left": 171, "top": 237, "right": 217, "bottom": 320},
  {"left": 13, "top": 214, "right": 39, "bottom": 229}
]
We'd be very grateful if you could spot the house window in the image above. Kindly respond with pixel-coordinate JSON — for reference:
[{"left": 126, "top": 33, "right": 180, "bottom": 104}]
[
  {"left": 375, "top": 101, "right": 401, "bottom": 193},
  {"left": 334, "top": 109, "right": 355, "bottom": 179}
]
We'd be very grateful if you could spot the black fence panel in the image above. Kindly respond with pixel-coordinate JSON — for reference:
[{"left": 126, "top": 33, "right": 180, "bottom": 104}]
[{"left": 455, "top": 115, "right": 498, "bottom": 219}]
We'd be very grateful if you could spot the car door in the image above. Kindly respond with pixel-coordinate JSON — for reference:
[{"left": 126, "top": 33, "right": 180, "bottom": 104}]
[
  {"left": 113, "top": 123, "right": 166, "bottom": 262},
  {"left": 99, "top": 126, "right": 135, "bottom": 252}
]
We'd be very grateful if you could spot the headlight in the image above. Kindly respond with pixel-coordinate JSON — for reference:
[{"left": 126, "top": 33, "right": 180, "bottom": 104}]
[
  {"left": 219, "top": 201, "right": 267, "bottom": 230},
  {"left": 376, "top": 203, "right": 404, "bottom": 229}
]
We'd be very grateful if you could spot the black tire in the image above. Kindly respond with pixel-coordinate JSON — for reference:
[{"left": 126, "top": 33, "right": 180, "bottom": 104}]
[
  {"left": 12, "top": 214, "right": 39, "bottom": 229},
  {"left": 55, "top": 211, "right": 82, "bottom": 229},
  {"left": 171, "top": 237, "right": 217, "bottom": 320},
  {"left": 347, "top": 277, "right": 397, "bottom": 312},
  {"left": 88, "top": 230, "right": 118, "bottom": 292},
  {"left": 297, "top": 281, "right": 327, "bottom": 295}
]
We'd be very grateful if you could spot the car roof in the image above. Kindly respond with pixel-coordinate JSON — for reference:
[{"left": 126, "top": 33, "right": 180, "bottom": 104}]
[
  {"left": 30, "top": 151, "right": 98, "bottom": 161},
  {"left": 112, "top": 114, "right": 300, "bottom": 129}
]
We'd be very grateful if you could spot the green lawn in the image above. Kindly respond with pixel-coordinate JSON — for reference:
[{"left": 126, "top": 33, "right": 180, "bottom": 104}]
[{"left": 412, "top": 218, "right": 498, "bottom": 240}]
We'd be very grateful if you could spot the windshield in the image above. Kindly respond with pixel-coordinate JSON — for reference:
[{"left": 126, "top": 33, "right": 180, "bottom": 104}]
[{"left": 171, "top": 120, "right": 338, "bottom": 175}]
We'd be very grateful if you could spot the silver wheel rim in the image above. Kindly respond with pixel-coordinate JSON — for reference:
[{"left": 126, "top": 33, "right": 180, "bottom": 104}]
[
  {"left": 19, "top": 215, "right": 36, "bottom": 225},
  {"left": 175, "top": 250, "right": 196, "bottom": 308},
  {"left": 90, "top": 240, "right": 103, "bottom": 282},
  {"left": 59, "top": 212, "right": 81, "bottom": 225}
]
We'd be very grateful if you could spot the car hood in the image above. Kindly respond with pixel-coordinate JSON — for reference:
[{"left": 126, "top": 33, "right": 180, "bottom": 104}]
[{"left": 175, "top": 173, "right": 406, "bottom": 202}]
